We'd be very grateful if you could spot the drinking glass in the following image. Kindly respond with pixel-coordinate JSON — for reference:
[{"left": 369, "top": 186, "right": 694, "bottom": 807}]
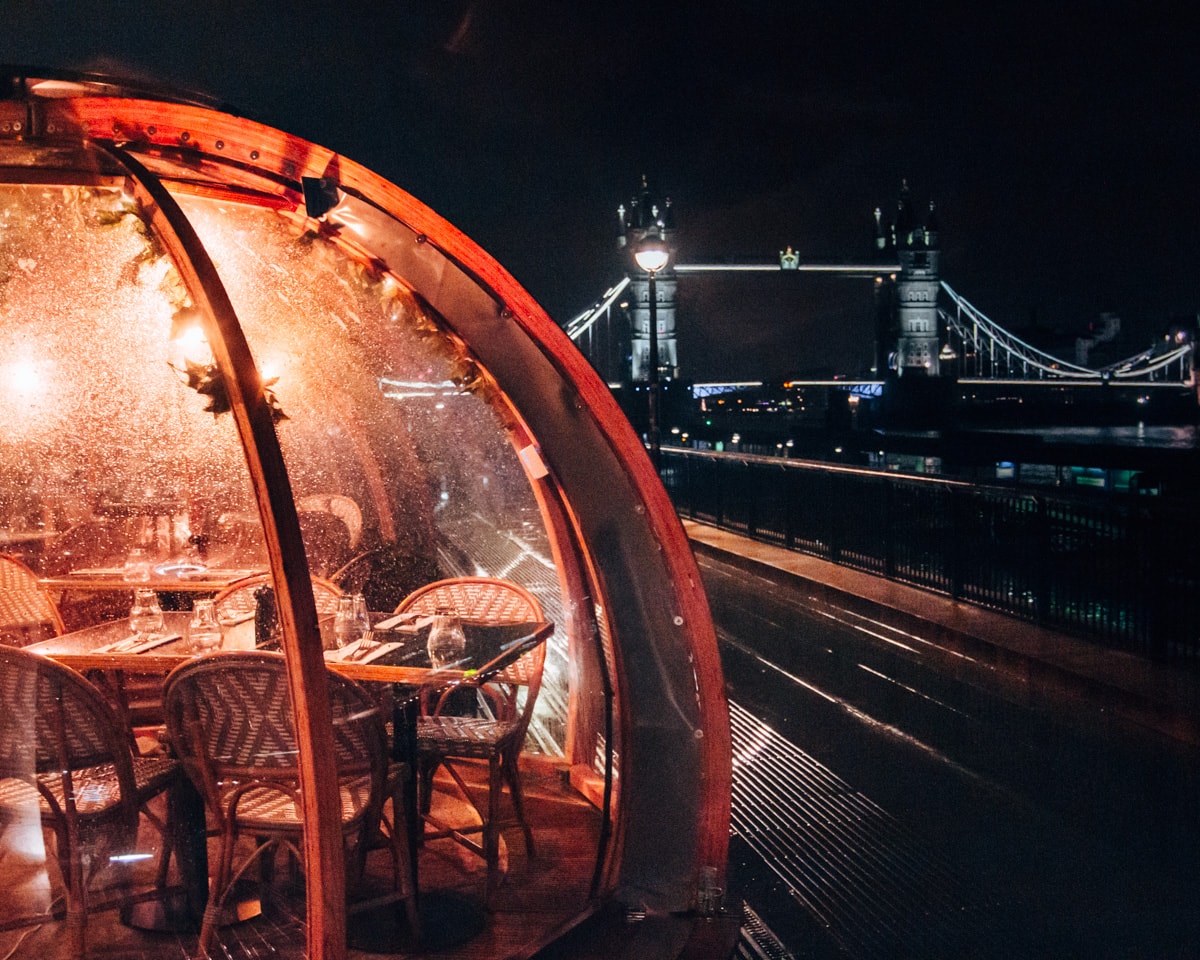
[
  {"left": 129, "top": 587, "right": 165, "bottom": 640},
  {"left": 188, "top": 598, "right": 222, "bottom": 656},
  {"left": 333, "top": 596, "right": 357, "bottom": 649},
  {"left": 122, "top": 547, "right": 152, "bottom": 582},
  {"left": 350, "top": 593, "right": 370, "bottom": 644},
  {"left": 427, "top": 606, "right": 466, "bottom": 669}
]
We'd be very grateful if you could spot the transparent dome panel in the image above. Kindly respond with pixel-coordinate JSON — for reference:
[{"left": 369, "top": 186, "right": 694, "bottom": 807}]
[
  {"left": 0, "top": 183, "right": 263, "bottom": 590},
  {"left": 172, "top": 195, "right": 558, "bottom": 603},
  {"left": 0, "top": 183, "right": 261, "bottom": 950},
  {"left": 173, "top": 194, "right": 566, "bottom": 751}
]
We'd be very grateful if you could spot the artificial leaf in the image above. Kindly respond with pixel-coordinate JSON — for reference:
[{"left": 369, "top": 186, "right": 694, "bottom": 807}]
[{"left": 184, "top": 359, "right": 231, "bottom": 416}]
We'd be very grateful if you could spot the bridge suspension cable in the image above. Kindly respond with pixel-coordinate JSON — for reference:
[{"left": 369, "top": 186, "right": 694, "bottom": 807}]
[
  {"left": 940, "top": 281, "right": 1193, "bottom": 385},
  {"left": 562, "top": 276, "right": 630, "bottom": 341}
]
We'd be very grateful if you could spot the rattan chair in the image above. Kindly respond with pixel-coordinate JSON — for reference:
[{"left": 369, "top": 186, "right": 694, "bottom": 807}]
[
  {"left": 0, "top": 645, "right": 183, "bottom": 958},
  {"left": 0, "top": 553, "right": 65, "bottom": 646},
  {"left": 394, "top": 577, "right": 546, "bottom": 900},
  {"left": 212, "top": 573, "right": 342, "bottom": 624},
  {"left": 162, "top": 652, "right": 419, "bottom": 956}
]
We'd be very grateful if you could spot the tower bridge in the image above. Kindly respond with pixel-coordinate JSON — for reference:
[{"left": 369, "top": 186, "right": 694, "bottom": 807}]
[{"left": 564, "top": 181, "right": 1194, "bottom": 395}]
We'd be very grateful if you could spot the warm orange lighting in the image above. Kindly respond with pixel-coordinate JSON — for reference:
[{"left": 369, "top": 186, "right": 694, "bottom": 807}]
[
  {"left": 6, "top": 359, "right": 41, "bottom": 394},
  {"left": 174, "top": 324, "right": 210, "bottom": 364}
]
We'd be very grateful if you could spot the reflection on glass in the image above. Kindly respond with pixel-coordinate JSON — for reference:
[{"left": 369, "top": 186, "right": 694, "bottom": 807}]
[{"left": 0, "top": 184, "right": 267, "bottom": 589}]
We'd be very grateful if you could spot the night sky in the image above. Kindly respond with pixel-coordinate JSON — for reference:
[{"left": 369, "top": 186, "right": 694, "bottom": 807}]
[{"left": 2, "top": 2, "right": 1196, "bottom": 381}]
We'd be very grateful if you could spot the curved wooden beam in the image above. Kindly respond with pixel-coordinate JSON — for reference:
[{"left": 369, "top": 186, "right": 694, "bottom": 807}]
[{"left": 96, "top": 144, "right": 347, "bottom": 960}]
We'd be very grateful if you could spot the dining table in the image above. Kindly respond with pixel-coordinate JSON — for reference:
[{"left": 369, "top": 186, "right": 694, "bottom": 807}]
[
  {"left": 26, "top": 609, "right": 553, "bottom": 686},
  {"left": 38, "top": 565, "right": 268, "bottom": 599},
  {"left": 24, "top": 607, "right": 554, "bottom": 944}
]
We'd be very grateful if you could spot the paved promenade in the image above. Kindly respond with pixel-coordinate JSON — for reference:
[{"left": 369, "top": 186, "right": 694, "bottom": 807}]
[{"left": 683, "top": 519, "right": 1200, "bottom": 748}]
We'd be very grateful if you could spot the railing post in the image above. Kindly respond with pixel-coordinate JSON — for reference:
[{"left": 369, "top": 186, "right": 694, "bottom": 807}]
[
  {"left": 827, "top": 469, "right": 840, "bottom": 565},
  {"left": 687, "top": 452, "right": 697, "bottom": 521},
  {"left": 746, "top": 463, "right": 758, "bottom": 540},
  {"left": 784, "top": 464, "right": 795, "bottom": 551},
  {"left": 883, "top": 479, "right": 895, "bottom": 580},
  {"left": 948, "top": 485, "right": 963, "bottom": 600},
  {"left": 1034, "top": 495, "right": 1049, "bottom": 626},
  {"left": 715, "top": 457, "right": 726, "bottom": 530}
]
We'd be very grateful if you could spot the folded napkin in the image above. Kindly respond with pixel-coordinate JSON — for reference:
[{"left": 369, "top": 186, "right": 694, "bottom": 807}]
[
  {"left": 324, "top": 638, "right": 404, "bottom": 664},
  {"left": 95, "top": 633, "right": 183, "bottom": 654},
  {"left": 373, "top": 612, "right": 432, "bottom": 633}
]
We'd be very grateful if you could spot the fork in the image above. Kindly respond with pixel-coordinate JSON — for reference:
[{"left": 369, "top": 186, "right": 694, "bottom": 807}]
[{"left": 349, "top": 632, "right": 381, "bottom": 662}]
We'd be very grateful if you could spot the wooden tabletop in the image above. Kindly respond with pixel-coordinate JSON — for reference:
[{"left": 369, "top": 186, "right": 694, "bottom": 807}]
[
  {"left": 27, "top": 611, "right": 553, "bottom": 687},
  {"left": 0, "top": 529, "right": 60, "bottom": 545},
  {"left": 39, "top": 567, "right": 267, "bottom": 594}
]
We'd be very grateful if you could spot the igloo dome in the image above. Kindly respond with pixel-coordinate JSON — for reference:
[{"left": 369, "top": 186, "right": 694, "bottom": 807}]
[{"left": 0, "top": 70, "right": 731, "bottom": 960}]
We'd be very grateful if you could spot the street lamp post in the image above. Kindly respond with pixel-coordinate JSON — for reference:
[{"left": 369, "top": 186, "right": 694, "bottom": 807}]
[{"left": 634, "top": 231, "right": 670, "bottom": 470}]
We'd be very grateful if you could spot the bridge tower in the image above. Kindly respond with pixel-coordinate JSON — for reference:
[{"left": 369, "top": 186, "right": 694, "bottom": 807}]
[
  {"left": 617, "top": 176, "right": 678, "bottom": 383},
  {"left": 887, "top": 182, "right": 942, "bottom": 376}
]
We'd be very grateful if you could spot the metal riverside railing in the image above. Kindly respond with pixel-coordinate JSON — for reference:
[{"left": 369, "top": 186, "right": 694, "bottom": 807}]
[{"left": 660, "top": 447, "right": 1200, "bottom": 665}]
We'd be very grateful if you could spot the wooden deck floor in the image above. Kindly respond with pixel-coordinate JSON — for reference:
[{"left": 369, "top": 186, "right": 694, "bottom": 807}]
[{"left": 2, "top": 759, "right": 603, "bottom": 960}]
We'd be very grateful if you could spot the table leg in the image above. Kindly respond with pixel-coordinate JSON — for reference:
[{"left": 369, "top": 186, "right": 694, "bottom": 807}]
[
  {"left": 121, "top": 775, "right": 207, "bottom": 932},
  {"left": 392, "top": 684, "right": 420, "bottom": 891}
]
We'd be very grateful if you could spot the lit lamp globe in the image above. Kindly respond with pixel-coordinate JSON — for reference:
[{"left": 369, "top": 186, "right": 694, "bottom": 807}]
[{"left": 634, "top": 233, "right": 670, "bottom": 273}]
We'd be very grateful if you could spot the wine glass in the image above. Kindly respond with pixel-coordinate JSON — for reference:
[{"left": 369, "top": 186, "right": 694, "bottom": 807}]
[
  {"left": 350, "top": 593, "right": 370, "bottom": 643},
  {"left": 427, "top": 606, "right": 466, "bottom": 669}
]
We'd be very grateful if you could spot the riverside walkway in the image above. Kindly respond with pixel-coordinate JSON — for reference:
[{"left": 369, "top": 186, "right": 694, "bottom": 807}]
[
  {"left": 687, "top": 517, "right": 1200, "bottom": 959},
  {"left": 684, "top": 519, "right": 1200, "bottom": 749}
]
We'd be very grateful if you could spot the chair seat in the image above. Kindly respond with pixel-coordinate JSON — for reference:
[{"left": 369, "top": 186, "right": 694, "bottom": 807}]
[
  {"left": 0, "top": 645, "right": 183, "bottom": 958},
  {"left": 416, "top": 716, "right": 521, "bottom": 758},
  {"left": 396, "top": 577, "right": 546, "bottom": 903},
  {"left": 0, "top": 755, "right": 179, "bottom": 817},
  {"left": 214, "top": 771, "right": 378, "bottom": 829}
]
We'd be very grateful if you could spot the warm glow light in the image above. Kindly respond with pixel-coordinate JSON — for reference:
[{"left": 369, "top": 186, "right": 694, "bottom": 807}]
[
  {"left": 634, "top": 233, "right": 670, "bottom": 273},
  {"left": 7, "top": 359, "right": 40, "bottom": 394},
  {"left": 175, "top": 324, "right": 210, "bottom": 364}
]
